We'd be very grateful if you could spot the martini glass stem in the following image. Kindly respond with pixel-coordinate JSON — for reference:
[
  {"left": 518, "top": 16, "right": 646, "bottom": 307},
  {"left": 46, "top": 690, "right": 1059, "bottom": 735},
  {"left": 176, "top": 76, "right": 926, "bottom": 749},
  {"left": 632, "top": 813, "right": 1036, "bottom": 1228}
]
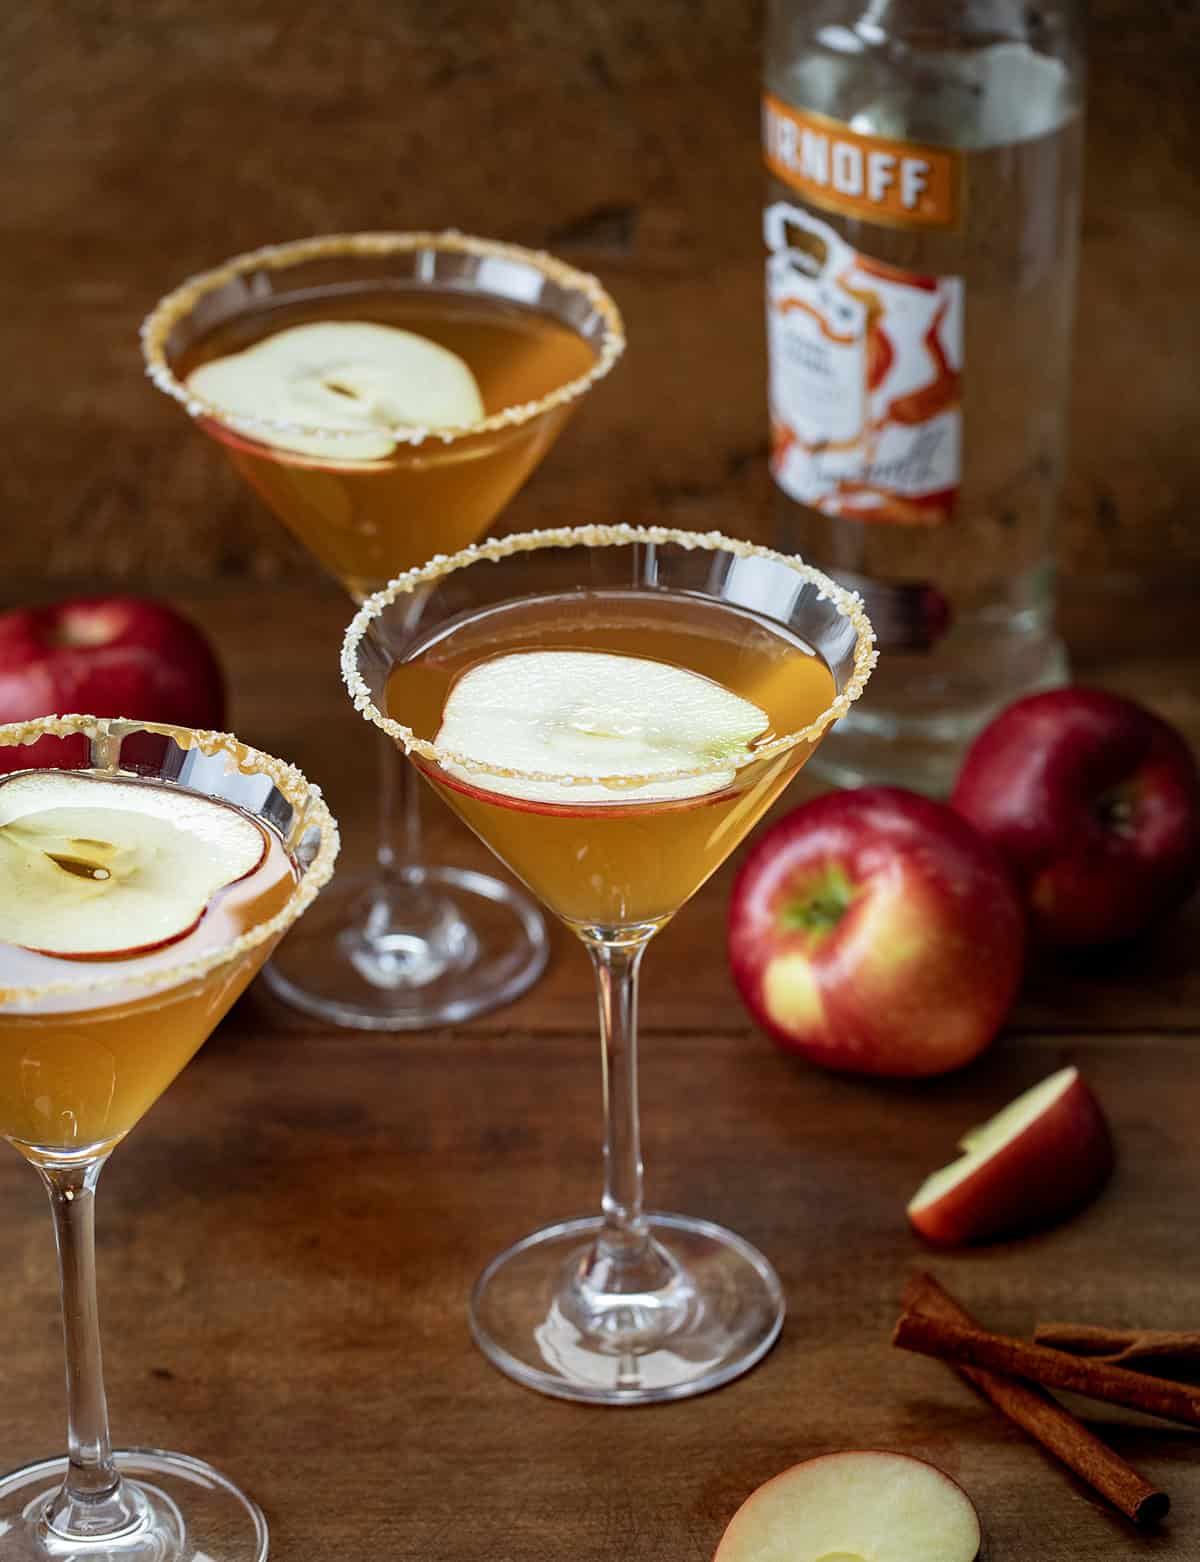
[
  {"left": 39, "top": 1157, "right": 143, "bottom": 1539},
  {"left": 581, "top": 932, "right": 674, "bottom": 1293},
  {"left": 375, "top": 732, "right": 422, "bottom": 878},
  {"left": 348, "top": 585, "right": 486, "bottom": 997},
  {"left": 373, "top": 584, "right": 428, "bottom": 883}
]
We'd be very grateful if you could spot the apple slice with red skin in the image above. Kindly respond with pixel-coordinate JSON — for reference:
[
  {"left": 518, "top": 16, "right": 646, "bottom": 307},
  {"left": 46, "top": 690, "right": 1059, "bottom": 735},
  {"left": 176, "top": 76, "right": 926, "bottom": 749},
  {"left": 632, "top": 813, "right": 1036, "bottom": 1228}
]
[
  {"left": 186, "top": 320, "right": 486, "bottom": 460},
  {"left": 0, "top": 771, "right": 266, "bottom": 960},
  {"left": 0, "top": 597, "right": 226, "bottom": 774},
  {"left": 907, "top": 1066, "right": 1113, "bottom": 1247},
  {"left": 728, "top": 787, "right": 1026, "bottom": 1078},
  {"left": 434, "top": 649, "right": 770, "bottom": 806},
  {"left": 951, "top": 688, "right": 1200, "bottom": 947},
  {"left": 713, "top": 1450, "right": 981, "bottom": 1562}
]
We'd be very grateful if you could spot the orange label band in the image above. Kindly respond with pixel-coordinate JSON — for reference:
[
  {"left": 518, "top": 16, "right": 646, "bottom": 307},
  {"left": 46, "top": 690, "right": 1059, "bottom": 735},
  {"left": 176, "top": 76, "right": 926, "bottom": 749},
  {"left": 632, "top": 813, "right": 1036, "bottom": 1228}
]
[{"left": 762, "top": 94, "right": 961, "bottom": 230}]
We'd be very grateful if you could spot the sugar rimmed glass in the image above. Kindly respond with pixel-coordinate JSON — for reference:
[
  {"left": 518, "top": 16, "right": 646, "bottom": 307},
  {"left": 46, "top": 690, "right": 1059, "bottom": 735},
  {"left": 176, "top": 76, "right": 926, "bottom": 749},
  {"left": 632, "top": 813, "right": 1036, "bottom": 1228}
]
[
  {"left": 141, "top": 232, "right": 624, "bottom": 1032},
  {"left": 344, "top": 525, "right": 875, "bottom": 1403},
  {"left": 0, "top": 715, "right": 338, "bottom": 1561}
]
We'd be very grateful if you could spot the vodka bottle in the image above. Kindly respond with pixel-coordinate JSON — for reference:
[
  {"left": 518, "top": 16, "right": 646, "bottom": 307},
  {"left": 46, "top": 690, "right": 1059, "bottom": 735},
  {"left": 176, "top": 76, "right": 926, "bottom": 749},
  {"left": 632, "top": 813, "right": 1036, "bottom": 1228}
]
[{"left": 764, "top": 0, "right": 1084, "bottom": 791}]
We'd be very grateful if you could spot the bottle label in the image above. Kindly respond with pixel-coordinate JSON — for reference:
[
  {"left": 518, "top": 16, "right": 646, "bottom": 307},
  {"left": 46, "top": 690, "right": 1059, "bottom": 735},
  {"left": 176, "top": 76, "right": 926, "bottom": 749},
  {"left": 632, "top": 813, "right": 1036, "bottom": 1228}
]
[
  {"left": 765, "top": 200, "right": 963, "bottom": 525},
  {"left": 762, "top": 95, "right": 961, "bottom": 230}
]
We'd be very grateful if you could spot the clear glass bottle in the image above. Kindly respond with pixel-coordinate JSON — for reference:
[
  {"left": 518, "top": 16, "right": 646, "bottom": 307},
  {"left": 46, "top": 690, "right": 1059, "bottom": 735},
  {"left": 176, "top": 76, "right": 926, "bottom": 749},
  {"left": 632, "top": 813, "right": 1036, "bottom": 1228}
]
[{"left": 763, "top": 0, "right": 1084, "bottom": 791}]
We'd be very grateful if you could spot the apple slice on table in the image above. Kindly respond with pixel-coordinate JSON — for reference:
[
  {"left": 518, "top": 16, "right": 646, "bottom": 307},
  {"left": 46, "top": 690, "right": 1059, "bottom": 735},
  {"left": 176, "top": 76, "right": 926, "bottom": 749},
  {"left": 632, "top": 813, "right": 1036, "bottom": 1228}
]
[
  {"left": 0, "top": 772, "right": 266, "bottom": 959},
  {"left": 186, "top": 321, "right": 486, "bottom": 459},
  {"left": 907, "top": 1067, "right": 1114, "bottom": 1246},
  {"left": 714, "top": 1450, "right": 981, "bottom": 1562}
]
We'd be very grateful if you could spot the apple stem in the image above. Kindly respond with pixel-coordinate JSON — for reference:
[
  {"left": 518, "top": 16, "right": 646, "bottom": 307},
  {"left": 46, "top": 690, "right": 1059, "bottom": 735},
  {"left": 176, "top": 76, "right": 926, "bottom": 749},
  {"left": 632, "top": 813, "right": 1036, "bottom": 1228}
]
[
  {"left": 37, "top": 1158, "right": 144, "bottom": 1538},
  {"left": 781, "top": 864, "right": 856, "bottom": 934},
  {"left": 1096, "top": 788, "right": 1136, "bottom": 836}
]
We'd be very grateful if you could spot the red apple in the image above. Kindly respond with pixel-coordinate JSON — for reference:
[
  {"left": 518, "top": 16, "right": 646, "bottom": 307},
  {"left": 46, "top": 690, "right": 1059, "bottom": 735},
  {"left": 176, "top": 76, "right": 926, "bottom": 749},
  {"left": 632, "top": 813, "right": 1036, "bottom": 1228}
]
[
  {"left": 951, "top": 688, "right": 1200, "bottom": 946},
  {"left": 907, "top": 1067, "right": 1114, "bottom": 1245},
  {"left": 727, "top": 787, "right": 1025, "bottom": 1078},
  {"left": 0, "top": 597, "right": 225, "bottom": 771},
  {"left": 713, "top": 1450, "right": 982, "bottom": 1562}
]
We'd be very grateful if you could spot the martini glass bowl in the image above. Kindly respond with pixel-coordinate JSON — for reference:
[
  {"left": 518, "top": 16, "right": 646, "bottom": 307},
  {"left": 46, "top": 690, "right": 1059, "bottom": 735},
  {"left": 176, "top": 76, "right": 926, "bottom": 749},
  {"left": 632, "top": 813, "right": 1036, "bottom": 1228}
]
[
  {"left": 344, "top": 525, "right": 875, "bottom": 1404},
  {"left": 0, "top": 715, "right": 338, "bottom": 1560},
  {"left": 141, "top": 232, "right": 623, "bottom": 1031}
]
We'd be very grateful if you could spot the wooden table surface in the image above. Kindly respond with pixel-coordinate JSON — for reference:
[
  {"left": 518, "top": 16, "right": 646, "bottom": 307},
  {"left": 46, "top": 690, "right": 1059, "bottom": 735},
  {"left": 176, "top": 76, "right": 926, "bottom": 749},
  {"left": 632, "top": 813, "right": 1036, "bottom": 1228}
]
[{"left": 2, "top": 579, "right": 1198, "bottom": 1561}]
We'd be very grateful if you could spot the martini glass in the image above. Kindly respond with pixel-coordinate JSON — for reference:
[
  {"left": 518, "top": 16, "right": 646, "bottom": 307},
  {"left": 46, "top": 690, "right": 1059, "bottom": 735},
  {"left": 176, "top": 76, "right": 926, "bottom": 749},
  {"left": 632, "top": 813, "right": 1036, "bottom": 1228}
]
[
  {"left": 0, "top": 714, "right": 338, "bottom": 1560},
  {"left": 141, "top": 232, "right": 624, "bottom": 1030},
  {"left": 344, "top": 525, "right": 875, "bottom": 1403}
]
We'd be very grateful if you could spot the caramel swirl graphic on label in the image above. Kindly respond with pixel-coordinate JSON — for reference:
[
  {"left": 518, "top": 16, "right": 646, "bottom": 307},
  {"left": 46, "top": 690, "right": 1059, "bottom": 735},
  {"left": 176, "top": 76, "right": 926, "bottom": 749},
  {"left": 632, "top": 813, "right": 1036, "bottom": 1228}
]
[{"left": 764, "top": 203, "right": 963, "bottom": 527}]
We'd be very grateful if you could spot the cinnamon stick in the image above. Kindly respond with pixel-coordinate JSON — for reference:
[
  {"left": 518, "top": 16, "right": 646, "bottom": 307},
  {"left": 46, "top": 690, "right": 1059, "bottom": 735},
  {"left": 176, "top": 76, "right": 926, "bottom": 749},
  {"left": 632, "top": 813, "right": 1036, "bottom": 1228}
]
[
  {"left": 903, "top": 1276, "right": 1168, "bottom": 1527},
  {"left": 894, "top": 1305, "right": 1200, "bottom": 1429},
  {"left": 1034, "top": 1323, "right": 1200, "bottom": 1369}
]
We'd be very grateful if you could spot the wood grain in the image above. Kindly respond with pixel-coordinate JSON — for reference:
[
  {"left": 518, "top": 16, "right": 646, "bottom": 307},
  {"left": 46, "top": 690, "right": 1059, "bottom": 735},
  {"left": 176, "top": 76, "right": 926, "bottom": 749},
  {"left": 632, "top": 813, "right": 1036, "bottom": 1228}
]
[
  {"left": 2, "top": 3, "right": 1199, "bottom": 1553},
  {"left": 0, "top": 578, "right": 1197, "bottom": 1559},
  {"left": 0, "top": 1, "right": 1197, "bottom": 588}
]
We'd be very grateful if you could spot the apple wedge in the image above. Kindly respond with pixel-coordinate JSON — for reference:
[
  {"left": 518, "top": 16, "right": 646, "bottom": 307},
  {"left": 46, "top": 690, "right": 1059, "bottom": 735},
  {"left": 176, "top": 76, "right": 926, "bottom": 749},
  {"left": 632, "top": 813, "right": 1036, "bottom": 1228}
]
[
  {"left": 907, "top": 1067, "right": 1113, "bottom": 1246},
  {"left": 714, "top": 1450, "right": 981, "bottom": 1562},
  {"left": 187, "top": 320, "right": 486, "bottom": 459},
  {"left": 0, "top": 771, "right": 266, "bottom": 959}
]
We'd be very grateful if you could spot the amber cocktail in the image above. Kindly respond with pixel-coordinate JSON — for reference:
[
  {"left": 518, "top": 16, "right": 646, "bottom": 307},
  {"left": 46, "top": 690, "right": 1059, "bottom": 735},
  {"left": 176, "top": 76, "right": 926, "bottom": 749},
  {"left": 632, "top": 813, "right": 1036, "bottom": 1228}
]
[
  {"left": 142, "top": 233, "right": 623, "bottom": 1032},
  {"left": 0, "top": 716, "right": 338, "bottom": 1562},
  {"left": 387, "top": 584, "right": 839, "bottom": 932},
  {"left": 345, "top": 526, "right": 875, "bottom": 1404}
]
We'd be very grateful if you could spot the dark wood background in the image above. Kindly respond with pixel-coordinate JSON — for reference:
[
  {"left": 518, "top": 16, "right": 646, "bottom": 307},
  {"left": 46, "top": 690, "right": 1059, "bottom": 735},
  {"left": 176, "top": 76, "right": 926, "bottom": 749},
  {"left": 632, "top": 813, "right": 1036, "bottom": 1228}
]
[
  {"left": 3, "top": 584, "right": 1200, "bottom": 1562},
  {"left": 2, "top": 9, "right": 1200, "bottom": 1561},
  {"left": 1, "top": 0, "right": 1197, "bottom": 589}
]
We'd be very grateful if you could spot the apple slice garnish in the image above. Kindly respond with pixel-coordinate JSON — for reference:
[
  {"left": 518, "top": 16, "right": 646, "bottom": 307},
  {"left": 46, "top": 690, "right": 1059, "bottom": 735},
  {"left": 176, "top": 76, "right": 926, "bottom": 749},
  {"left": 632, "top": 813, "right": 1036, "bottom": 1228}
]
[
  {"left": 0, "top": 772, "right": 267, "bottom": 959},
  {"left": 714, "top": 1450, "right": 982, "bottom": 1562},
  {"left": 185, "top": 320, "right": 486, "bottom": 459},
  {"left": 907, "top": 1067, "right": 1114, "bottom": 1247},
  {"left": 434, "top": 650, "right": 771, "bottom": 806}
]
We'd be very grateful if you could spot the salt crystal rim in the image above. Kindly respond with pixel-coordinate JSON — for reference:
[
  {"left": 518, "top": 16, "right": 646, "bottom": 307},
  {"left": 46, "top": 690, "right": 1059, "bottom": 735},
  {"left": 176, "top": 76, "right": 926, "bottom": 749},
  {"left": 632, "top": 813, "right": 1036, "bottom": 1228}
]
[
  {"left": 342, "top": 524, "right": 877, "bottom": 788},
  {"left": 0, "top": 715, "right": 340, "bottom": 1007},
  {"left": 139, "top": 231, "right": 626, "bottom": 454}
]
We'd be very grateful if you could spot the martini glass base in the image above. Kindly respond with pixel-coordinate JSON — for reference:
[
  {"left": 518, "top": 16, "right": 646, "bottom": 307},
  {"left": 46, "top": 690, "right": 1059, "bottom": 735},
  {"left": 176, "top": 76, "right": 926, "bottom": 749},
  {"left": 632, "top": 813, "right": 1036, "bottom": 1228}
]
[
  {"left": 262, "top": 865, "right": 548, "bottom": 1030},
  {"left": 470, "top": 1213, "right": 785, "bottom": 1404},
  {"left": 0, "top": 1450, "right": 268, "bottom": 1562}
]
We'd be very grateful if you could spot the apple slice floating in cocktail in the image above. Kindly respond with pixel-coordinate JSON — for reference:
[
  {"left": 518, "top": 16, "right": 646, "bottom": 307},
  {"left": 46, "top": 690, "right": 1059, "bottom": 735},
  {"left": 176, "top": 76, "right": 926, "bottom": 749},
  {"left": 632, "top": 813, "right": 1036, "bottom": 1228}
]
[
  {"left": 0, "top": 770, "right": 267, "bottom": 959},
  {"left": 714, "top": 1450, "right": 982, "bottom": 1562},
  {"left": 436, "top": 649, "right": 771, "bottom": 807},
  {"left": 186, "top": 321, "right": 486, "bottom": 460}
]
